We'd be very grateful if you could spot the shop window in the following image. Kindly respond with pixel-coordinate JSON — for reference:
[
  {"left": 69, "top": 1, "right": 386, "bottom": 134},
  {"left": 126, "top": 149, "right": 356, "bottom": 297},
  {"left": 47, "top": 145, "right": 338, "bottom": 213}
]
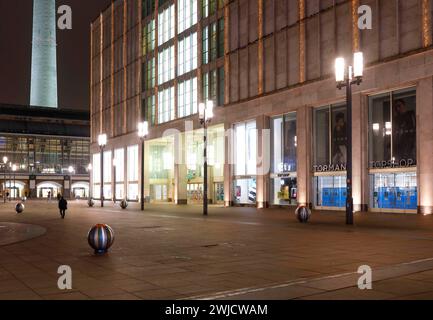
[
  {"left": 233, "top": 178, "right": 256, "bottom": 205},
  {"left": 314, "top": 176, "right": 347, "bottom": 208},
  {"left": 314, "top": 104, "right": 347, "bottom": 167},
  {"left": 370, "top": 172, "right": 417, "bottom": 211},
  {"left": 234, "top": 121, "right": 257, "bottom": 176},
  {"left": 271, "top": 113, "right": 297, "bottom": 206},
  {"left": 369, "top": 88, "right": 416, "bottom": 168}
]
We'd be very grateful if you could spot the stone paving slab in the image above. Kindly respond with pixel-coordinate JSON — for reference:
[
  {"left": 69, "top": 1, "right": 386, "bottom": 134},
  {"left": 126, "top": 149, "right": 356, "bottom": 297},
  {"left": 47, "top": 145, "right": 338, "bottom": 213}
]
[{"left": 1, "top": 201, "right": 433, "bottom": 300}]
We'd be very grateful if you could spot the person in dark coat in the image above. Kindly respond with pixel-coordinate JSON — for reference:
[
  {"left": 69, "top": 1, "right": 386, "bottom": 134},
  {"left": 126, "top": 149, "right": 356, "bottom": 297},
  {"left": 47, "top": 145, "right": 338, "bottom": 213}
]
[{"left": 59, "top": 196, "right": 68, "bottom": 219}]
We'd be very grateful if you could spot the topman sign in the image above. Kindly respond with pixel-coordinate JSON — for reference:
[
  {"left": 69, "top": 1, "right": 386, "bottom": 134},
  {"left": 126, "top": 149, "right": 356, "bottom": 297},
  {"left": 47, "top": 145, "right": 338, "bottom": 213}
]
[{"left": 314, "top": 164, "right": 347, "bottom": 173}]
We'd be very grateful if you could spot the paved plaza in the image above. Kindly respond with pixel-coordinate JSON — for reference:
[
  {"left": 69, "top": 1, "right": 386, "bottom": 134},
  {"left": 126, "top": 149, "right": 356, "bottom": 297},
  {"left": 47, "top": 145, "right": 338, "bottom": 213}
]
[{"left": 1, "top": 200, "right": 433, "bottom": 300}]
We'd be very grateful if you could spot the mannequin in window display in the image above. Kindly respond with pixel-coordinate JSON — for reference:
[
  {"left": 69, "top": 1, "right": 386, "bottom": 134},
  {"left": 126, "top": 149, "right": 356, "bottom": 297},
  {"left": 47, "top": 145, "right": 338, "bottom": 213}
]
[
  {"left": 332, "top": 112, "right": 347, "bottom": 165},
  {"left": 393, "top": 100, "right": 416, "bottom": 162}
]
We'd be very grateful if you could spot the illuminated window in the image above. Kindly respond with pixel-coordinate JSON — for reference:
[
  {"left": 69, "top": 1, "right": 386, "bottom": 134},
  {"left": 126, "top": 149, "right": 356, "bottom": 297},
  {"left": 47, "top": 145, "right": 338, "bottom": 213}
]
[
  {"left": 158, "top": 86, "right": 175, "bottom": 124},
  {"left": 158, "top": 4, "right": 175, "bottom": 46},
  {"left": 142, "top": 19, "right": 155, "bottom": 55},
  {"left": 178, "top": 32, "right": 197, "bottom": 76},
  {"left": 202, "top": 67, "right": 224, "bottom": 106},
  {"left": 178, "top": 0, "right": 197, "bottom": 34},
  {"left": 158, "top": 45, "right": 175, "bottom": 85},
  {"left": 143, "top": 57, "right": 155, "bottom": 90},
  {"left": 145, "top": 95, "right": 156, "bottom": 125},
  {"left": 127, "top": 145, "right": 139, "bottom": 201},
  {"left": 178, "top": 77, "right": 198, "bottom": 118}
]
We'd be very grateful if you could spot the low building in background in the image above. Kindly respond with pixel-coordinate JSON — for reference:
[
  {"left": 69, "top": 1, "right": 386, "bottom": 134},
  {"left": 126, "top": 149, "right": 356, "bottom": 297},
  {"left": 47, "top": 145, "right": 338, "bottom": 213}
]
[{"left": 0, "top": 104, "right": 90, "bottom": 200}]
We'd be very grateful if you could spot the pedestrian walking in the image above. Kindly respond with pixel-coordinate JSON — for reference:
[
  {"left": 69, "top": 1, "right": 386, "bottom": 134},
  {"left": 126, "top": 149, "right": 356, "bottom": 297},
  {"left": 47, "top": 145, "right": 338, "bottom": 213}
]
[{"left": 59, "top": 196, "right": 68, "bottom": 219}]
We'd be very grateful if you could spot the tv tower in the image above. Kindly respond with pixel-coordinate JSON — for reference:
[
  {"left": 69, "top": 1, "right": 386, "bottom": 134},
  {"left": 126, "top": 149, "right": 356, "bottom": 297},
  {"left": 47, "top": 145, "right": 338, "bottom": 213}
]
[{"left": 30, "top": 0, "right": 58, "bottom": 108}]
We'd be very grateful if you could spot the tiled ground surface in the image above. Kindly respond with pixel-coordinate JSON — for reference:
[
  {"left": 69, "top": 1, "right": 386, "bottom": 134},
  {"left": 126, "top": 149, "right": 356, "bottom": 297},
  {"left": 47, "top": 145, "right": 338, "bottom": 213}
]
[{"left": 1, "top": 200, "right": 433, "bottom": 300}]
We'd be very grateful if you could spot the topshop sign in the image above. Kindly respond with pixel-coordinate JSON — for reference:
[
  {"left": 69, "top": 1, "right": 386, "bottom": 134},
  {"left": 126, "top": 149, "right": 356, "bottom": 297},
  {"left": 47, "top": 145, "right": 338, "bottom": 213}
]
[{"left": 370, "top": 159, "right": 416, "bottom": 169}]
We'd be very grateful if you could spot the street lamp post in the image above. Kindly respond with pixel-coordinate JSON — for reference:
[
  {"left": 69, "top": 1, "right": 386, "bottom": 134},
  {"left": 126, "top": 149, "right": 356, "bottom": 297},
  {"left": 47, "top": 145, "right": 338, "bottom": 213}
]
[
  {"left": 199, "top": 101, "right": 214, "bottom": 216},
  {"left": 98, "top": 134, "right": 107, "bottom": 207},
  {"left": 138, "top": 121, "right": 149, "bottom": 211},
  {"left": 335, "top": 52, "right": 364, "bottom": 225}
]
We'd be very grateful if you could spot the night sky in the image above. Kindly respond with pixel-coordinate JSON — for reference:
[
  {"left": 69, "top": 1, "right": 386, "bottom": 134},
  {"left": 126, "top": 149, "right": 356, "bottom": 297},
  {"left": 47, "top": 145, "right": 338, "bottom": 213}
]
[{"left": 0, "top": 0, "right": 112, "bottom": 111}]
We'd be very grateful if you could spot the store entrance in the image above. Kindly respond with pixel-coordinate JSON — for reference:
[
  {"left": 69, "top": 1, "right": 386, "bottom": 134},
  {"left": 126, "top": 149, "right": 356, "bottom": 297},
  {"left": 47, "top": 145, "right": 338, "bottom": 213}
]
[
  {"left": 151, "top": 184, "right": 168, "bottom": 202},
  {"left": 370, "top": 171, "right": 417, "bottom": 212}
]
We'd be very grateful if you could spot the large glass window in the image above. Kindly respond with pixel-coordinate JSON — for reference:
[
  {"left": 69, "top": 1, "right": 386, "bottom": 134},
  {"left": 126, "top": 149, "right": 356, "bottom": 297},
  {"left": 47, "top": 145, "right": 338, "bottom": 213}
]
[
  {"left": 145, "top": 95, "right": 156, "bottom": 126},
  {"left": 178, "top": 33, "right": 198, "bottom": 76},
  {"left": 92, "top": 153, "right": 100, "bottom": 198},
  {"left": 234, "top": 121, "right": 257, "bottom": 176},
  {"left": 178, "top": 0, "right": 198, "bottom": 34},
  {"left": 369, "top": 88, "right": 416, "bottom": 168},
  {"left": 144, "top": 57, "right": 155, "bottom": 90},
  {"left": 158, "top": 45, "right": 175, "bottom": 85},
  {"left": 314, "top": 103, "right": 347, "bottom": 168},
  {"left": 158, "top": 86, "right": 175, "bottom": 124},
  {"left": 202, "top": 19, "right": 224, "bottom": 65},
  {"left": 127, "top": 145, "right": 139, "bottom": 201},
  {"left": 202, "top": 0, "right": 223, "bottom": 18},
  {"left": 203, "top": 67, "right": 224, "bottom": 106},
  {"left": 114, "top": 148, "right": 124, "bottom": 200},
  {"left": 142, "top": 0, "right": 156, "bottom": 18},
  {"left": 271, "top": 113, "right": 297, "bottom": 206},
  {"left": 370, "top": 172, "right": 417, "bottom": 211},
  {"left": 143, "top": 19, "right": 155, "bottom": 55},
  {"left": 314, "top": 176, "right": 347, "bottom": 208},
  {"left": 178, "top": 77, "right": 198, "bottom": 118},
  {"left": 158, "top": 4, "right": 175, "bottom": 46}
]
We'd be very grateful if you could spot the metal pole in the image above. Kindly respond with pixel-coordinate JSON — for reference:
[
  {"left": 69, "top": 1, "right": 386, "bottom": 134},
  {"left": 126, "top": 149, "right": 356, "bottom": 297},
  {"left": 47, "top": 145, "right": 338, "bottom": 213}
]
[
  {"left": 141, "top": 139, "right": 145, "bottom": 211},
  {"left": 203, "top": 124, "right": 208, "bottom": 216},
  {"left": 346, "top": 78, "right": 354, "bottom": 225},
  {"left": 100, "top": 148, "right": 104, "bottom": 207}
]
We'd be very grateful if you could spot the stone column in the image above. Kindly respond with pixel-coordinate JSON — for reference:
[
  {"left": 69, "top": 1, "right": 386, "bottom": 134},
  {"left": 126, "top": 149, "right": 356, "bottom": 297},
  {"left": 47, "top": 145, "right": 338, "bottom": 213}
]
[
  {"left": 144, "top": 142, "right": 151, "bottom": 202},
  {"left": 417, "top": 77, "right": 433, "bottom": 215},
  {"left": 63, "top": 176, "right": 71, "bottom": 199},
  {"left": 297, "top": 106, "right": 312, "bottom": 208},
  {"left": 352, "top": 92, "right": 368, "bottom": 212},
  {"left": 174, "top": 164, "right": 188, "bottom": 205},
  {"left": 256, "top": 115, "right": 270, "bottom": 209},
  {"left": 224, "top": 122, "right": 233, "bottom": 207}
]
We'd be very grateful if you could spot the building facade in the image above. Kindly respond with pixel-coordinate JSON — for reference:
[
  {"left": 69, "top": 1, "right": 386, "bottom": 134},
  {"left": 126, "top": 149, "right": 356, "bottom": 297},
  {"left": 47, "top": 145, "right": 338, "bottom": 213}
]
[
  {"left": 91, "top": 0, "right": 433, "bottom": 214},
  {"left": 0, "top": 104, "right": 90, "bottom": 199}
]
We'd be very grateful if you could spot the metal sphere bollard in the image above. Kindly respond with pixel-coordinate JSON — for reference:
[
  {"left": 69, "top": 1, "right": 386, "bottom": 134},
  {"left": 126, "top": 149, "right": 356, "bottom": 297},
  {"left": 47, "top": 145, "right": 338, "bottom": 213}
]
[
  {"left": 295, "top": 205, "right": 311, "bottom": 223},
  {"left": 21, "top": 197, "right": 27, "bottom": 203},
  {"left": 15, "top": 203, "right": 25, "bottom": 214},
  {"left": 120, "top": 200, "right": 128, "bottom": 210},
  {"left": 88, "top": 198, "right": 95, "bottom": 207},
  {"left": 87, "top": 224, "right": 115, "bottom": 255}
]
